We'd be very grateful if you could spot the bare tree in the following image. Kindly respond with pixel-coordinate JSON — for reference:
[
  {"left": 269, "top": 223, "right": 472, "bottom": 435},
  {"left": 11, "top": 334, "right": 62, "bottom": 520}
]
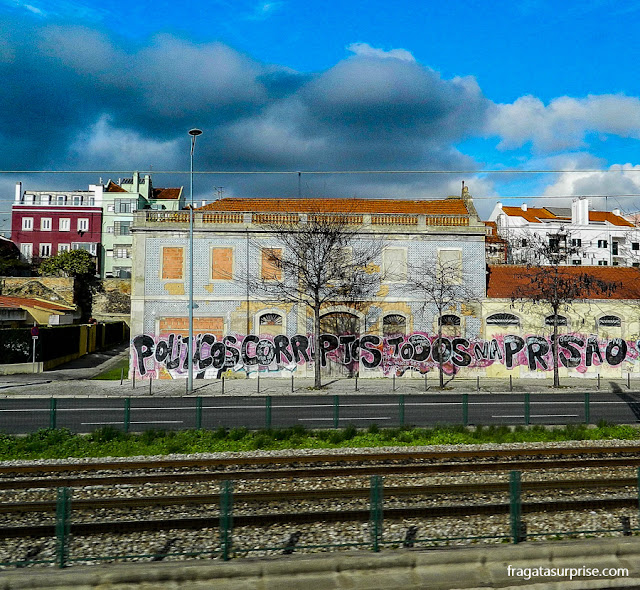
[
  {"left": 405, "top": 256, "right": 479, "bottom": 389},
  {"left": 250, "top": 209, "right": 383, "bottom": 388},
  {"left": 510, "top": 232, "right": 618, "bottom": 387}
]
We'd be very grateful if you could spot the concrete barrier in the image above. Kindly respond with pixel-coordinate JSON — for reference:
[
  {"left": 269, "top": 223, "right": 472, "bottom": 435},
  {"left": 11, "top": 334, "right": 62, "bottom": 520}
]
[{"left": 3, "top": 537, "right": 640, "bottom": 589}]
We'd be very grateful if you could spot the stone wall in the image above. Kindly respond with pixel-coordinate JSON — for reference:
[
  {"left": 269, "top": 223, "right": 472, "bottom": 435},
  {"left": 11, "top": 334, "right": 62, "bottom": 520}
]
[{"left": 0, "top": 276, "right": 75, "bottom": 304}]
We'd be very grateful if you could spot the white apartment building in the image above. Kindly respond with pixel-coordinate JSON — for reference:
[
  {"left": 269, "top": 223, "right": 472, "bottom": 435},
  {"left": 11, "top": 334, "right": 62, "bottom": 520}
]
[{"left": 488, "top": 198, "right": 640, "bottom": 266}]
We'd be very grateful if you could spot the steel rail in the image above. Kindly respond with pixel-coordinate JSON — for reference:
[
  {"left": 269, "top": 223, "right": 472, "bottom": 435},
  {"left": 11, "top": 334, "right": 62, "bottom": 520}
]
[
  {"left": 0, "top": 477, "right": 635, "bottom": 514},
  {"left": 1, "top": 456, "right": 640, "bottom": 490},
  {"left": 2, "top": 444, "right": 639, "bottom": 475},
  {"left": 1, "top": 496, "right": 636, "bottom": 539}
]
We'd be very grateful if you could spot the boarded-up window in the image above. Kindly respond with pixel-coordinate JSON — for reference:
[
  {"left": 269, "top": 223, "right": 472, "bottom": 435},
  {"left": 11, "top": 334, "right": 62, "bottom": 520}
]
[
  {"left": 261, "top": 248, "right": 282, "bottom": 281},
  {"left": 383, "top": 314, "right": 406, "bottom": 336},
  {"left": 382, "top": 248, "right": 407, "bottom": 281},
  {"left": 437, "top": 249, "right": 462, "bottom": 284},
  {"left": 162, "top": 247, "right": 183, "bottom": 280},
  {"left": 211, "top": 247, "right": 233, "bottom": 280},
  {"left": 159, "top": 317, "right": 224, "bottom": 338}
]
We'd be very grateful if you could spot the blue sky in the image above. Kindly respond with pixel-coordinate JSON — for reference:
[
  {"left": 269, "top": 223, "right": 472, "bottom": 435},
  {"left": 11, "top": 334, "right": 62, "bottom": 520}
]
[{"left": 2, "top": 0, "right": 640, "bottom": 233}]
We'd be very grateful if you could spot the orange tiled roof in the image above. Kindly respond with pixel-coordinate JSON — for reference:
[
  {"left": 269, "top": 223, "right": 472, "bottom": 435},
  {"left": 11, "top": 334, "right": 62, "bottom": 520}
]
[
  {"left": 197, "top": 197, "right": 470, "bottom": 215},
  {"left": 486, "top": 265, "right": 640, "bottom": 299},
  {"left": 105, "top": 180, "right": 127, "bottom": 193},
  {"left": 501, "top": 206, "right": 557, "bottom": 223},
  {"left": 152, "top": 188, "right": 182, "bottom": 200},
  {"left": 0, "top": 296, "right": 75, "bottom": 312},
  {"left": 589, "top": 211, "right": 635, "bottom": 227}
]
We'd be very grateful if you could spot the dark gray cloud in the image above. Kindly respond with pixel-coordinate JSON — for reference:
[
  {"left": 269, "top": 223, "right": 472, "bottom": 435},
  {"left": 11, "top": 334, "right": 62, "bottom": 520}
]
[{"left": 0, "top": 15, "right": 492, "bottom": 211}]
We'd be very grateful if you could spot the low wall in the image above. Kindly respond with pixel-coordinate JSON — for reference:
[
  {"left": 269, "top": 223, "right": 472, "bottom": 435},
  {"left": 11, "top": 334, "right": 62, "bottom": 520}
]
[
  {"left": 3, "top": 537, "right": 640, "bottom": 589},
  {"left": 0, "top": 361, "right": 42, "bottom": 375}
]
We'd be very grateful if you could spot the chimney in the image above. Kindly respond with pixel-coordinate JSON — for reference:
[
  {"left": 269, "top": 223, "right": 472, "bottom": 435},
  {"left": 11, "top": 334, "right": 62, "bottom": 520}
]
[
  {"left": 14, "top": 182, "right": 22, "bottom": 203},
  {"left": 613, "top": 208, "right": 621, "bottom": 217},
  {"left": 201, "top": 200, "right": 207, "bottom": 207},
  {"left": 521, "top": 203, "right": 528, "bottom": 211},
  {"left": 132, "top": 171, "right": 140, "bottom": 193}
]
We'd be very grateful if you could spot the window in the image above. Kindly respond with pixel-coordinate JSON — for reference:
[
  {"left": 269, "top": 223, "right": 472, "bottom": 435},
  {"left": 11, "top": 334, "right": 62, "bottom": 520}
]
[
  {"left": 521, "top": 238, "right": 527, "bottom": 247},
  {"left": 72, "top": 243, "right": 97, "bottom": 255},
  {"left": 439, "top": 314, "right": 461, "bottom": 326},
  {"left": 58, "top": 244, "right": 70, "bottom": 253},
  {"left": 612, "top": 242, "right": 619, "bottom": 255},
  {"left": 114, "top": 221, "right": 131, "bottom": 236},
  {"left": 211, "top": 247, "right": 233, "bottom": 280},
  {"left": 77, "top": 218, "right": 89, "bottom": 232},
  {"left": 41, "top": 194, "right": 51, "bottom": 205},
  {"left": 572, "top": 259, "right": 582, "bottom": 265},
  {"left": 599, "top": 315, "right": 621, "bottom": 327},
  {"left": 162, "top": 247, "right": 184, "bottom": 280},
  {"left": 116, "top": 199, "right": 134, "bottom": 213},
  {"left": 598, "top": 260, "right": 608, "bottom": 266},
  {"left": 259, "top": 313, "right": 284, "bottom": 335},
  {"left": 113, "top": 267, "right": 131, "bottom": 279},
  {"left": 39, "top": 243, "right": 51, "bottom": 257},
  {"left": 571, "top": 238, "right": 582, "bottom": 247},
  {"left": 438, "top": 249, "right": 462, "bottom": 283},
  {"left": 549, "top": 237, "right": 560, "bottom": 252},
  {"left": 20, "top": 243, "right": 32, "bottom": 261},
  {"left": 486, "top": 313, "right": 520, "bottom": 326},
  {"left": 634, "top": 263, "right": 640, "bottom": 268},
  {"left": 107, "top": 205, "right": 114, "bottom": 212},
  {"left": 545, "top": 314, "right": 567, "bottom": 326},
  {"left": 261, "top": 248, "right": 282, "bottom": 281},
  {"left": 72, "top": 195, "right": 83, "bottom": 206},
  {"left": 633, "top": 243, "right": 639, "bottom": 251},
  {"left": 21, "top": 217, "right": 33, "bottom": 231},
  {"left": 59, "top": 218, "right": 70, "bottom": 231},
  {"left": 40, "top": 218, "right": 51, "bottom": 231},
  {"left": 57, "top": 195, "right": 66, "bottom": 206},
  {"left": 382, "top": 248, "right": 407, "bottom": 281},
  {"left": 88, "top": 197, "right": 95, "bottom": 206},
  {"left": 383, "top": 314, "right": 407, "bottom": 336},
  {"left": 114, "top": 245, "right": 131, "bottom": 259},
  {"left": 598, "top": 240, "right": 608, "bottom": 248}
]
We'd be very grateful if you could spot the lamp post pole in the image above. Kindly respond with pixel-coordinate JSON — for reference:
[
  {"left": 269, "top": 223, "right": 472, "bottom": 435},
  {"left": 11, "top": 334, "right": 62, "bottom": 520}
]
[{"left": 187, "top": 128, "right": 202, "bottom": 395}]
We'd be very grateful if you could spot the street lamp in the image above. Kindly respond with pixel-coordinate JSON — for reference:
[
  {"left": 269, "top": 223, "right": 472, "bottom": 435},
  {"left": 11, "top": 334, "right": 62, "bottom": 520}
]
[{"left": 187, "top": 128, "right": 202, "bottom": 395}]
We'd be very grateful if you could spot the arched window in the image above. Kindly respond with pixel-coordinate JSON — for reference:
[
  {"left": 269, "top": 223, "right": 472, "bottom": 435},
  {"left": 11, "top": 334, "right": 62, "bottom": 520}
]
[
  {"left": 545, "top": 314, "right": 568, "bottom": 326},
  {"left": 320, "top": 312, "right": 359, "bottom": 335},
  {"left": 486, "top": 313, "right": 520, "bottom": 326},
  {"left": 599, "top": 315, "right": 621, "bottom": 327},
  {"left": 439, "top": 314, "right": 460, "bottom": 326},
  {"left": 383, "top": 314, "right": 406, "bottom": 336},
  {"left": 259, "top": 313, "right": 282, "bottom": 326}
]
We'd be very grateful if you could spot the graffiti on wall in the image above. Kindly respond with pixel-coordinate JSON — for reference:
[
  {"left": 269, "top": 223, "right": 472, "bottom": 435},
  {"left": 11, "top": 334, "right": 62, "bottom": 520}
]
[{"left": 131, "top": 332, "right": 640, "bottom": 378}]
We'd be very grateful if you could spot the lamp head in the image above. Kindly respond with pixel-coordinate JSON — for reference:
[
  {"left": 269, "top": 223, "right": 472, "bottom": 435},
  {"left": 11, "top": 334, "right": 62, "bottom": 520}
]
[{"left": 188, "top": 128, "right": 203, "bottom": 137}]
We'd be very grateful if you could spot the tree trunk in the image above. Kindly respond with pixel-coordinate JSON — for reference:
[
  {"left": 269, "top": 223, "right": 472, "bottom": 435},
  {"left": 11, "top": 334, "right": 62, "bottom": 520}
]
[
  {"left": 313, "top": 304, "right": 322, "bottom": 389},
  {"left": 552, "top": 308, "right": 560, "bottom": 388},
  {"left": 438, "top": 319, "right": 444, "bottom": 390}
]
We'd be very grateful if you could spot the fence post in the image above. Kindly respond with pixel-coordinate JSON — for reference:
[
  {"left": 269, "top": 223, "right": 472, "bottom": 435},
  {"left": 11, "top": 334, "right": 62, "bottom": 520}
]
[
  {"left": 196, "top": 396, "right": 203, "bottom": 430},
  {"left": 524, "top": 393, "right": 530, "bottom": 426},
  {"left": 597, "top": 373, "right": 601, "bottom": 390},
  {"left": 637, "top": 466, "right": 640, "bottom": 525},
  {"left": 132, "top": 370, "right": 135, "bottom": 390},
  {"left": 476, "top": 376, "right": 480, "bottom": 391},
  {"left": 149, "top": 374, "right": 152, "bottom": 396},
  {"left": 222, "top": 375, "right": 225, "bottom": 395},
  {"left": 49, "top": 398, "right": 57, "bottom": 430},
  {"left": 462, "top": 393, "right": 468, "bottom": 427},
  {"left": 219, "top": 480, "right": 233, "bottom": 561},
  {"left": 55, "top": 487, "right": 71, "bottom": 568},
  {"left": 291, "top": 375, "right": 294, "bottom": 393},
  {"left": 509, "top": 375, "right": 513, "bottom": 392},
  {"left": 584, "top": 392, "right": 591, "bottom": 425},
  {"left": 265, "top": 396, "right": 272, "bottom": 430},
  {"left": 355, "top": 374, "right": 358, "bottom": 392},
  {"left": 392, "top": 374, "right": 396, "bottom": 392},
  {"left": 424, "top": 373, "right": 428, "bottom": 392},
  {"left": 398, "top": 395, "right": 405, "bottom": 427},
  {"left": 120, "top": 368, "right": 124, "bottom": 386},
  {"left": 257, "top": 372, "right": 260, "bottom": 394},
  {"left": 333, "top": 395, "right": 339, "bottom": 429},
  {"left": 369, "top": 475, "right": 383, "bottom": 553},
  {"left": 628, "top": 373, "right": 631, "bottom": 390},
  {"left": 509, "top": 470, "right": 522, "bottom": 544},
  {"left": 124, "top": 398, "right": 131, "bottom": 433}
]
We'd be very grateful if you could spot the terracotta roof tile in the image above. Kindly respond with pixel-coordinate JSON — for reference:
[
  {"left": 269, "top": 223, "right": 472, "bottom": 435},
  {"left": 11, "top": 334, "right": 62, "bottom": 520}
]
[
  {"left": 152, "top": 188, "right": 182, "bottom": 200},
  {"left": 105, "top": 181, "right": 127, "bottom": 193},
  {"left": 589, "top": 211, "right": 635, "bottom": 227},
  {"left": 486, "top": 265, "right": 640, "bottom": 299},
  {"left": 501, "top": 206, "right": 557, "bottom": 223},
  {"left": 197, "top": 197, "right": 470, "bottom": 215},
  {"left": 0, "top": 296, "right": 75, "bottom": 312}
]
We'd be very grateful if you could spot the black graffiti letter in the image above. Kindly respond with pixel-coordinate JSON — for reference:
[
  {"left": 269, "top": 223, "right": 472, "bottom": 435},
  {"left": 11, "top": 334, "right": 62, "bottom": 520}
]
[
  {"left": 256, "top": 339, "right": 276, "bottom": 366},
  {"left": 409, "top": 334, "right": 430, "bottom": 361},
  {"left": 503, "top": 335, "right": 525, "bottom": 369},
  {"left": 223, "top": 336, "right": 240, "bottom": 367},
  {"left": 132, "top": 335, "right": 154, "bottom": 376},
  {"left": 290, "top": 335, "right": 311, "bottom": 363},
  {"left": 526, "top": 336, "right": 549, "bottom": 370},
  {"left": 198, "top": 334, "right": 216, "bottom": 370},
  {"left": 387, "top": 336, "right": 403, "bottom": 357},
  {"left": 274, "top": 335, "right": 293, "bottom": 364},
  {"left": 606, "top": 338, "right": 627, "bottom": 366},
  {"left": 360, "top": 335, "right": 382, "bottom": 369},
  {"left": 154, "top": 338, "right": 169, "bottom": 364},
  {"left": 585, "top": 335, "right": 603, "bottom": 367},
  {"left": 431, "top": 337, "right": 452, "bottom": 364},
  {"left": 558, "top": 335, "right": 584, "bottom": 369},
  {"left": 211, "top": 342, "right": 226, "bottom": 369},
  {"left": 242, "top": 335, "right": 260, "bottom": 366},
  {"left": 451, "top": 338, "right": 472, "bottom": 367},
  {"left": 339, "top": 335, "right": 356, "bottom": 364},
  {"left": 320, "top": 334, "right": 339, "bottom": 367}
]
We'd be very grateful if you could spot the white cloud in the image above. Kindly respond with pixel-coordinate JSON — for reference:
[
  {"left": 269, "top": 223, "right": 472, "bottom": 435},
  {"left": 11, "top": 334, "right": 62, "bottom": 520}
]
[
  {"left": 346, "top": 42, "right": 416, "bottom": 62},
  {"left": 247, "top": 1, "right": 284, "bottom": 20},
  {"left": 487, "top": 94, "right": 640, "bottom": 152}
]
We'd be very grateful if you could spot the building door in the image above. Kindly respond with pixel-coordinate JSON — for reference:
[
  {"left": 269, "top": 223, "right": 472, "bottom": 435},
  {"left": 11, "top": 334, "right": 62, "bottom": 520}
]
[{"left": 319, "top": 312, "right": 360, "bottom": 377}]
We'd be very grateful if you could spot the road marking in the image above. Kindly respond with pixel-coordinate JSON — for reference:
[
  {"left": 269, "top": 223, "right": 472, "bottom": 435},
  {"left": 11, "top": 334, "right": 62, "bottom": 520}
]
[
  {"left": 492, "top": 414, "right": 579, "bottom": 419},
  {"left": 81, "top": 421, "right": 184, "bottom": 425}
]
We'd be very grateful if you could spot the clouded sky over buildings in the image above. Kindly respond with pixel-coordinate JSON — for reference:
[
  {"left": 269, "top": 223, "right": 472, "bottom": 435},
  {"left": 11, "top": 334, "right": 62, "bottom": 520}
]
[{"left": 2, "top": 0, "right": 640, "bottom": 233}]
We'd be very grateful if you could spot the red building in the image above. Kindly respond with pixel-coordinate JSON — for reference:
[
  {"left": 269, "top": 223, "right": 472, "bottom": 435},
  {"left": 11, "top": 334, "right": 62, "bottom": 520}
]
[{"left": 11, "top": 183, "right": 102, "bottom": 271}]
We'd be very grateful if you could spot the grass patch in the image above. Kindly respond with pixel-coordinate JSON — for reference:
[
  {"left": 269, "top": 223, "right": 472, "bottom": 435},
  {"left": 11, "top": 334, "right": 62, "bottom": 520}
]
[
  {"left": 92, "top": 358, "right": 129, "bottom": 380},
  {"left": 0, "top": 423, "right": 639, "bottom": 460}
]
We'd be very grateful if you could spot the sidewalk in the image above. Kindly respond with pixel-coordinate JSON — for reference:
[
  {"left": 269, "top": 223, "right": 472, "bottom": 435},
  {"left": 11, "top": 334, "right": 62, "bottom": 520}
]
[{"left": 0, "top": 352, "right": 638, "bottom": 397}]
